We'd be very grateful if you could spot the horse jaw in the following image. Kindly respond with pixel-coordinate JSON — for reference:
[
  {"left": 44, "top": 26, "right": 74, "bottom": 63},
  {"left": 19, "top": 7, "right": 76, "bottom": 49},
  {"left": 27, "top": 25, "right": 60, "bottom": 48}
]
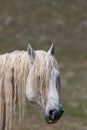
[{"left": 26, "top": 69, "right": 35, "bottom": 103}]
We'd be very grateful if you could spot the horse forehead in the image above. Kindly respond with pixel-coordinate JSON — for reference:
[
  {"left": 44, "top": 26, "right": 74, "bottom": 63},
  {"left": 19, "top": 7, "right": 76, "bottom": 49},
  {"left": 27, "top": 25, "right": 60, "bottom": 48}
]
[
  {"left": 36, "top": 50, "right": 47, "bottom": 58},
  {"left": 36, "top": 51, "right": 51, "bottom": 66}
]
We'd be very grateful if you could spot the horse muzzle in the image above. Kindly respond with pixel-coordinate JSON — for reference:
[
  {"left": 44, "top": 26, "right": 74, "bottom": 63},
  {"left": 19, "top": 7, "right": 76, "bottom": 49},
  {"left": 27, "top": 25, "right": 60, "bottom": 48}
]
[{"left": 45, "top": 108, "right": 64, "bottom": 124}]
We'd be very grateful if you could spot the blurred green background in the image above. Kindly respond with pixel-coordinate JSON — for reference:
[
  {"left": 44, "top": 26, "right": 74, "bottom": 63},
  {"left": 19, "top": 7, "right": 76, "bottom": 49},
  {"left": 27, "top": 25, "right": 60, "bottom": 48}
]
[{"left": 0, "top": 0, "right": 87, "bottom": 130}]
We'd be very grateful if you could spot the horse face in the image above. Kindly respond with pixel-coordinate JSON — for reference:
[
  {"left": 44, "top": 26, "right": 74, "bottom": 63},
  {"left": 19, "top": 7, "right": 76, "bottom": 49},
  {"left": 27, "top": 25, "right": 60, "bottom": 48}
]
[
  {"left": 44, "top": 66, "right": 64, "bottom": 123},
  {"left": 26, "top": 44, "right": 64, "bottom": 124}
]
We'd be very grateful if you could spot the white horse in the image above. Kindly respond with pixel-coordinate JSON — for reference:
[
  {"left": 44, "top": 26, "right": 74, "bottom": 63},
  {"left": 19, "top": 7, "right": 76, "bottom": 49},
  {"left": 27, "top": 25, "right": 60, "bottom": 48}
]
[{"left": 0, "top": 44, "right": 64, "bottom": 130}]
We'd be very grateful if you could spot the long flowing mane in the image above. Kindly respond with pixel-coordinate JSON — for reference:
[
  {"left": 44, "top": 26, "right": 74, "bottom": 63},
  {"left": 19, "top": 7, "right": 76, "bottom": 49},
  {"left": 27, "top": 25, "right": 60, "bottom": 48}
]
[
  {"left": 0, "top": 51, "right": 30, "bottom": 130},
  {"left": 0, "top": 45, "right": 62, "bottom": 130}
]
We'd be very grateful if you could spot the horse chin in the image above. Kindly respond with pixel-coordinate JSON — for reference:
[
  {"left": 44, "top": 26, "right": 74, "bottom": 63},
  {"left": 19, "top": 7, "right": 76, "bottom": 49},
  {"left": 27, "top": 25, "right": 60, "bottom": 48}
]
[
  {"left": 46, "top": 119, "right": 57, "bottom": 124},
  {"left": 45, "top": 116, "right": 58, "bottom": 124}
]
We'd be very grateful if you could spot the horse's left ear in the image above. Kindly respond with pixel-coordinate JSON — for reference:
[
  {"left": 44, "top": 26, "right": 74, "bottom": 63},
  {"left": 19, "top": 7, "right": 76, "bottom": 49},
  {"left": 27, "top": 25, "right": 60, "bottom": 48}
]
[
  {"left": 47, "top": 44, "right": 55, "bottom": 55},
  {"left": 27, "top": 44, "right": 35, "bottom": 63}
]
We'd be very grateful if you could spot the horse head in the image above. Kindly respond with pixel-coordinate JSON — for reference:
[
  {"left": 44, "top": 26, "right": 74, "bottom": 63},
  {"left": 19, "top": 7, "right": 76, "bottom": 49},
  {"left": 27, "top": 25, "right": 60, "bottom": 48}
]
[{"left": 26, "top": 44, "right": 64, "bottom": 124}]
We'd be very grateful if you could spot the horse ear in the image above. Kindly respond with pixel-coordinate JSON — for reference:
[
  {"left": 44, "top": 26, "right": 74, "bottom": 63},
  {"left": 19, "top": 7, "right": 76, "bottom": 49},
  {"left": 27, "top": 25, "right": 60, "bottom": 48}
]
[
  {"left": 27, "top": 44, "right": 35, "bottom": 62},
  {"left": 48, "top": 44, "right": 55, "bottom": 55}
]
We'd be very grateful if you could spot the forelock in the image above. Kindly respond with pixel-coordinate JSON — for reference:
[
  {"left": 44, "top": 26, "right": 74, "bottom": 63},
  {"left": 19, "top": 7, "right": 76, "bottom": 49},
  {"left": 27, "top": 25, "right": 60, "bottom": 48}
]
[{"left": 33, "top": 51, "right": 58, "bottom": 80}]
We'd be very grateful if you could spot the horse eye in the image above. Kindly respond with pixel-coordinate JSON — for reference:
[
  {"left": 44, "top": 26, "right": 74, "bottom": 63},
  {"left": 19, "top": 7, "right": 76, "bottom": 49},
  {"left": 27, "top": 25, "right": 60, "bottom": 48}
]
[
  {"left": 38, "top": 76, "right": 40, "bottom": 80},
  {"left": 56, "top": 74, "right": 60, "bottom": 87},
  {"left": 39, "top": 76, "right": 40, "bottom": 80}
]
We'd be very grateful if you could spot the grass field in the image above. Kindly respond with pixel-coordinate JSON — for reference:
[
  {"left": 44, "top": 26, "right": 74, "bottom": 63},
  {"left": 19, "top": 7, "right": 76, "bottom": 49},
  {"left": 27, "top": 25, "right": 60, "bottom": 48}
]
[{"left": 0, "top": 0, "right": 87, "bottom": 129}]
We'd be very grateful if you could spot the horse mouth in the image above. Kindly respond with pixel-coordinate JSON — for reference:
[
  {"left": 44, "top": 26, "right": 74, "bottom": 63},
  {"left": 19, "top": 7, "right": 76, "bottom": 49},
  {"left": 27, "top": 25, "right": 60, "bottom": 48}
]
[
  {"left": 46, "top": 119, "right": 57, "bottom": 124},
  {"left": 45, "top": 109, "right": 64, "bottom": 124}
]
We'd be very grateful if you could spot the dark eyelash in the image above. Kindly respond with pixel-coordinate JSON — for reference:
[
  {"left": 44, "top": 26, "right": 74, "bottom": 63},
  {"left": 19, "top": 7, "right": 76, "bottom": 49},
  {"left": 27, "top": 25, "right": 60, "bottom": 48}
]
[
  {"left": 38, "top": 76, "right": 40, "bottom": 80},
  {"left": 37, "top": 76, "right": 40, "bottom": 81},
  {"left": 56, "top": 75, "right": 61, "bottom": 88}
]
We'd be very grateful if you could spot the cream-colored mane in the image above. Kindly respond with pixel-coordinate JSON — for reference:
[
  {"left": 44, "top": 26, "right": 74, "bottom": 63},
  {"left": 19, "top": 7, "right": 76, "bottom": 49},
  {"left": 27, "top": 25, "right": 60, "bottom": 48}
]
[{"left": 0, "top": 51, "right": 29, "bottom": 130}]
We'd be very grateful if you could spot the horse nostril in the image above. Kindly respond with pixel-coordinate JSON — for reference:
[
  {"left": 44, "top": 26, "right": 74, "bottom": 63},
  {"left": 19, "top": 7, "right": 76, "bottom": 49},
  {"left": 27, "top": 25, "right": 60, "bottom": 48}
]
[
  {"left": 49, "top": 108, "right": 64, "bottom": 121},
  {"left": 49, "top": 110, "right": 56, "bottom": 120},
  {"left": 49, "top": 110, "right": 54, "bottom": 115}
]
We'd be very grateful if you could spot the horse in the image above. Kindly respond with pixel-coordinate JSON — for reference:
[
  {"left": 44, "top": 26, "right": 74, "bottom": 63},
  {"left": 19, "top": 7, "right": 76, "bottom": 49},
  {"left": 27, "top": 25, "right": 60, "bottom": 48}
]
[{"left": 0, "top": 44, "right": 64, "bottom": 130}]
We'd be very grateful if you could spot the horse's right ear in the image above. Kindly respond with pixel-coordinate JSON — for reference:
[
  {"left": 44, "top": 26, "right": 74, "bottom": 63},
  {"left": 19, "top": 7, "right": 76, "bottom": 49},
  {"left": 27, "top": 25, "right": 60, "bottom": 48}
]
[
  {"left": 47, "top": 43, "right": 55, "bottom": 56},
  {"left": 27, "top": 44, "right": 35, "bottom": 63}
]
